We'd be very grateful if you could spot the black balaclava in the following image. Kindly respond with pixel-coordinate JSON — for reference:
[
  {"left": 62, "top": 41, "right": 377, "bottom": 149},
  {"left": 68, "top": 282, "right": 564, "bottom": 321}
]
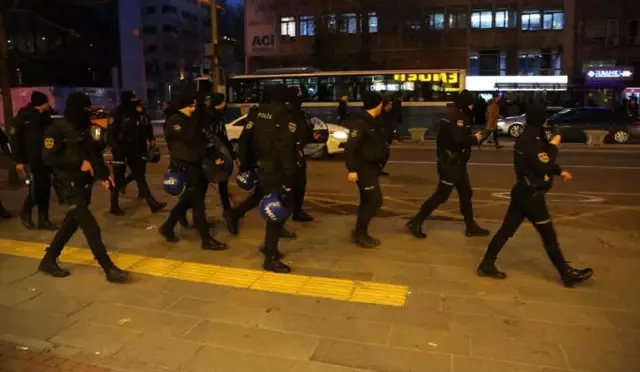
[
  {"left": 264, "top": 84, "right": 287, "bottom": 105},
  {"left": 120, "top": 90, "right": 139, "bottom": 112},
  {"left": 287, "top": 87, "right": 303, "bottom": 110},
  {"left": 454, "top": 89, "right": 474, "bottom": 112},
  {"left": 64, "top": 92, "right": 92, "bottom": 127}
]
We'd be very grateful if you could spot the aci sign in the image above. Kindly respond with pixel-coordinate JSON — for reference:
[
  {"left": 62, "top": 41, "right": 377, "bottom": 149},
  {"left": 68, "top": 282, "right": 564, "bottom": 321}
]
[{"left": 585, "top": 67, "right": 634, "bottom": 81}]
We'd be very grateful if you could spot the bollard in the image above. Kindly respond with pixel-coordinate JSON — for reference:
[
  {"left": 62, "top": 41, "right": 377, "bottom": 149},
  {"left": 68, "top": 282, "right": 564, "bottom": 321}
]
[
  {"left": 408, "top": 128, "right": 427, "bottom": 143},
  {"left": 583, "top": 130, "right": 610, "bottom": 146}
]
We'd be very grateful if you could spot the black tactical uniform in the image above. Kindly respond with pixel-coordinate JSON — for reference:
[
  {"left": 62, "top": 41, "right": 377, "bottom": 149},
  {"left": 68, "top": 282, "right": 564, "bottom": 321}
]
[
  {"left": 107, "top": 91, "right": 165, "bottom": 215},
  {"left": 235, "top": 84, "right": 297, "bottom": 273},
  {"left": 477, "top": 111, "right": 593, "bottom": 288},
  {"left": 209, "top": 93, "right": 234, "bottom": 212},
  {"left": 10, "top": 92, "right": 55, "bottom": 229},
  {"left": 407, "top": 90, "right": 489, "bottom": 238},
  {"left": 288, "top": 86, "right": 315, "bottom": 222},
  {"left": 345, "top": 92, "right": 387, "bottom": 248},
  {"left": 38, "top": 92, "right": 129, "bottom": 283},
  {"left": 159, "top": 91, "right": 227, "bottom": 251},
  {"left": 225, "top": 104, "right": 297, "bottom": 240},
  {"left": 0, "top": 126, "right": 12, "bottom": 218},
  {"left": 380, "top": 100, "right": 395, "bottom": 176}
]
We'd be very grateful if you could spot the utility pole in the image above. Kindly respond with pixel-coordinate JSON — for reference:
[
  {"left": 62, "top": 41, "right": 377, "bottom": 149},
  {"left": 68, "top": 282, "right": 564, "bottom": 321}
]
[
  {"left": 209, "top": 0, "right": 221, "bottom": 93},
  {"left": 0, "top": 10, "right": 20, "bottom": 187}
]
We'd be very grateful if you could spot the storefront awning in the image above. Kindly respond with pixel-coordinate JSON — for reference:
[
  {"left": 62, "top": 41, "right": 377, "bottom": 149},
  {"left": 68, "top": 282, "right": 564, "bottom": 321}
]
[{"left": 466, "top": 76, "right": 569, "bottom": 92}]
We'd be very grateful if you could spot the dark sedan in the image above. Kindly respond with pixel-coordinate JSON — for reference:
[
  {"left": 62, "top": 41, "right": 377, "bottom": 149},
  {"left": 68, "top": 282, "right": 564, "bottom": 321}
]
[{"left": 545, "top": 107, "right": 640, "bottom": 144}]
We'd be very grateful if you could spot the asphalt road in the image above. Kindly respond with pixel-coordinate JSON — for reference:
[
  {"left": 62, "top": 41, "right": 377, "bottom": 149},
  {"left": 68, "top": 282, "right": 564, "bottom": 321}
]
[{"left": 301, "top": 145, "right": 640, "bottom": 232}]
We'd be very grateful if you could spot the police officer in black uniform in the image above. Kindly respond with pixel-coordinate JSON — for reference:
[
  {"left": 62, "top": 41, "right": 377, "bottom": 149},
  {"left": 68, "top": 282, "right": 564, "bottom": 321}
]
[
  {"left": 159, "top": 89, "right": 227, "bottom": 251},
  {"left": 121, "top": 103, "right": 159, "bottom": 199},
  {"left": 224, "top": 96, "right": 297, "bottom": 239},
  {"left": 287, "top": 86, "right": 315, "bottom": 222},
  {"left": 38, "top": 92, "right": 129, "bottom": 283},
  {"left": 107, "top": 91, "right": 166, "bottom": 215},
  {"left": 345, "top": 92, "right": 387, "bottom": 248},
  {"left": 477, "top": 102, "right": 593, "bottom": 288},
  {"left": 237, "top": 84, "right": 297, "bottom": 273},
  {"left": 10, "top": 91, "right": 56, "bottom": 229},
  {"left": 406, "top": 90, "right": 489, "bottom": 238}
]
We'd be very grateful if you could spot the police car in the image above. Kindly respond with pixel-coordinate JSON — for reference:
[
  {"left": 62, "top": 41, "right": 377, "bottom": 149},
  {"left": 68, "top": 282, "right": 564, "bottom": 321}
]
[{"left": 226, "top": 113, "right": 349, "bottom": 159}]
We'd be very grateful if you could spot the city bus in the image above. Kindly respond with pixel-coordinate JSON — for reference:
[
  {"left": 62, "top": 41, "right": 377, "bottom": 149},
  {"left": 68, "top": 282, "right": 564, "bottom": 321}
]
[{"left": 225, "top": 68, "right": 466, "bottom": 135}]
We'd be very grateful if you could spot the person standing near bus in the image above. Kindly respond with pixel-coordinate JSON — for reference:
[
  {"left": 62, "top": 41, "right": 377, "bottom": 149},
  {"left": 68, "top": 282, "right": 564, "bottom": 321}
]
[{"left": 337, "top": 94, "right": 350, "bottom": 124}]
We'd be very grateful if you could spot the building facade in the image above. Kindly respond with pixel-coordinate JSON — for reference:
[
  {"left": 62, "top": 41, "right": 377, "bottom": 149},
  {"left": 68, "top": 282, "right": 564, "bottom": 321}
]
[
  {"left": 140, "top": 0, "right": 212, "bottom": 103},
  {"left": 245, "top": 0, "right": 575, "bottom": 79},
  {"left": 575, "top": 0, "right": 640, "bottom": 105}
]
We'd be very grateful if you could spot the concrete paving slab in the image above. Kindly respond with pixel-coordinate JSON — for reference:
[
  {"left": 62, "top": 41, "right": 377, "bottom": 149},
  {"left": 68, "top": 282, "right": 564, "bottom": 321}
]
[
  {"left": 50, "top": 322, "right": 140, "bottom": 356},
  {"left": 186, "top": 345, "right": 298, "bottom": 372},
  {"left": 115, "top": 334, "right": 202, "bottom": 370}
]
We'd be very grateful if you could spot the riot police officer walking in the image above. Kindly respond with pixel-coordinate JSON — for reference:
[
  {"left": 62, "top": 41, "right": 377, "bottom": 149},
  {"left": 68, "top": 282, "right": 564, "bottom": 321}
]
[
  {"left": 287, "top": 86, "right": 316, "bottom": 222},
  {"left": 159, "top": 89, "right": 227, "bottom": 251},
  {"left": 107, "top": 91, "right": 166, "bottom": 215},
  {"left": 477, "top": 101, "right": 593, "bottom": 288},
  {"left": 406, "top": 90, "right": 489, "bottom": 238},
  {"left": 237, "top": 84, "right": 297, "bottom": 273},
  {"left": 39, "top": 92, "right": 129, "bottom": 283},
  {"left": 10, "top": 91, "right": 56, "bottom": 229},
  {"left": 344, "top": 92, "right": 387, "bottom": 248}
]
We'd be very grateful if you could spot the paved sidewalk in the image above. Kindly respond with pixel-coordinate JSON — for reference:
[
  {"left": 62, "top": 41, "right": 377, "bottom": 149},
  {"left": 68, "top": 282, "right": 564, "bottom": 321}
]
[{"left": 0, "top": 339, "right": 112, "bottom": 371}]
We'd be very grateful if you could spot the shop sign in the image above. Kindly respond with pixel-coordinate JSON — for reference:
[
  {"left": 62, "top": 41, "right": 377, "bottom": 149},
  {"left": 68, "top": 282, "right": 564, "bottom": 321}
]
[
  {"left": 585, "top": 67, "right": 634, "bottom": 81},
  {"left": 393, "top": 72, "right": 459, "bottom": 85}
]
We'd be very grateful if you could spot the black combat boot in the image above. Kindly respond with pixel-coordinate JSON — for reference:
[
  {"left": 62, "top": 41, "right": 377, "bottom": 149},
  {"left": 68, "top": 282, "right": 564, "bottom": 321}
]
[
  {"left": 561, "top": 265, "right": 593, "bottom": 288},
  {"left": 20, "top": 209, "right": 35, "bottom": 229},
  {"left": 259, "top": 245, "right": 285, "bottom": 259},
  {"left": 37, "top": 213, "right": 57, "bottom": 230},
  {"left": 97, "top": 255, "right": 131, "bottom": 283},
  {"left": 292, "top": 211, "right": 314, "bottom": 222},
  {"left": 202, "top": 237, "right": 228, "bottom": 251},
  {"left": 477, "top": 260, "right": 507, "bottom": 280},
  {"left": 224, "top": 210, "right": 240, "bottom": 236},
  {"left": 146, "top": 196, "right": 167, "bottom": 214},
  {"left": 109, "top": 191, "right": 125, "bottom": 216},
  {"left": 465, "top": 220, "right": 490, "bottom": 237},
  {"left": 406, "top": 218, "right": 427, "bottom": 239},
  {"left": 38, "top": 248, "right": 71, "bottom": 278},
  {"left": 280, "top": 227, "right": 297, "bottom": 239},
  {"left": 351, "top": 229, "right": 381, "bottom": 248},
  {"left": 0, "top": 203, "right": 12, "bottom": 219},
  {"left": 263, "top": 255, "right": 291, "bottom": 273},
  {"left": 159, "top": 224, "right": 180, "bottom": 243}
]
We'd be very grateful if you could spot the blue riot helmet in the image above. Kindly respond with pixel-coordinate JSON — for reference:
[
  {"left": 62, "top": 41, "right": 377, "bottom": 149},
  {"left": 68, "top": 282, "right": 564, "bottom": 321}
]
[
  {"left": 147, "top": 146, "right": 161, "bottom": 163},
  {"left": 163, "top": 171, "right": 186, "bottom": 196},
  {"left": 236, "top": 170, "right": 258, "bottom": 191},
  {"left": 259, "top": 192, "right": 291, "bottom": 223}
]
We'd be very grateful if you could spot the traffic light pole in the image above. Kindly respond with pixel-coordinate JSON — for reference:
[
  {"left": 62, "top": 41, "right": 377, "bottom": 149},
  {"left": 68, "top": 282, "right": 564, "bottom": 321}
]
[{"left": 209, "top": 1, "right": 220, "bottom": 93}]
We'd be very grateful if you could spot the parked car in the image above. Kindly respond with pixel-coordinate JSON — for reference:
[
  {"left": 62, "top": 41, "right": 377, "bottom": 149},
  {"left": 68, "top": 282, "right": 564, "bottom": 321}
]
[
  {"left": 225, "top": 113, "right": 349, "bottom": 159},
  {"left": 545, "top": 107, "right": 639, "bottom": 144},
  {"left": 497, "top": 106, "right": 564, "bottom": 138}
]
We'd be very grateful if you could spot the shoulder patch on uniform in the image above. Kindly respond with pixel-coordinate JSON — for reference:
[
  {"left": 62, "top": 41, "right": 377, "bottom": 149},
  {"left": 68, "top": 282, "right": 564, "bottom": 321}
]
[
  {"left": 456, "top": 120, "right": 464, "bottom": 127},
  {"left": 245, "top": 121, "right": 253, "bottom": 129},
  {"left": 288, "top": 122, "right": 296, "bottom": 133},
  {"left": 537, "top": 152, "right": 549, "bottom": 163},
  {"left": 44, "top": 137, "right": 55, "bottom": 149},
  {"left": 173, "top": 124, "right": 182, "bottom": 132},
  {"left": 350, "top": 129, "right": 359, "bottom": 138}
]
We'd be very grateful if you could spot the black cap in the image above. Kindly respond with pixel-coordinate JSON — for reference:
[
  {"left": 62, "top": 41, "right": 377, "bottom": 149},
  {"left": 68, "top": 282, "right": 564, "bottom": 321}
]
[
  {"left": 120, "top": 90, "right": 139, "bottom": 104},
  {"left": 174, "top": 88, "right": 197, "bottom": 109},
  {"left": 30, "top": 91, "right": 49, "bottom": 107},
  {"left": 210, "top": 92, "right": 225, "bottom": 107},
  {"left": 363, "top": 91, "right": 383, "bottom": 110},
  {"left": 454, "top": 89, "right": 474, "bottom": 108},
  {"left": 263, "top": 84, "right": 287, "bottom": 104}
]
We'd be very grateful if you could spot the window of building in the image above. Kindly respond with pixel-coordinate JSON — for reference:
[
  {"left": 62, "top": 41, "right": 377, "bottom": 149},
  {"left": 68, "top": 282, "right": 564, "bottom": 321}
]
[
  {"left": 300, "top": 15, "right": 315, "bottom": 36},
  {"left": 326, "top": 14, "right": 337, "bottom": 33},
  {"left": 405, "top": 20, "right": 422, "bottom": 31},
  {"left": 494, "top": 9, "right": 510, "bottom": 28},
  {"left": 142, "top": 25, "right": 157, "bottom": 34},
  {"left": 471, "top": 10, "right": 492, "bottom": 29},
  {"left": 280, "top": 16, "right": 296, "bottom": 37},
  {"left": 519, "top": 50, "right": 561, "bottom": 75},
  {"left": 162, "top": 24, "right": 179, "bottom": 33},
  {"left": 543, "top": 10, "right": 564, "bottom": 30},
  {"left": 144, "top": 6, "right": 156, "bottom": 15},
  {"left": 339, "top": 13, "right": 358, "bottom": 34},
  {"left": 469, "top": 52, "right": 506, "bottom": 76},
  {"left": 162, "top": 5, "right": 177, "bottom": 14},
  {"left": 448, "top": 8, "right": 468, "bottom": 29},
  {"left": 427, "top": 11, "right": 445, "bottom": 30},
  {"left": 522, "top": 10, "right": 541, "bottom": 31},
  {"left": 367, "top": 12, "right": 378, "bottom": 33}
]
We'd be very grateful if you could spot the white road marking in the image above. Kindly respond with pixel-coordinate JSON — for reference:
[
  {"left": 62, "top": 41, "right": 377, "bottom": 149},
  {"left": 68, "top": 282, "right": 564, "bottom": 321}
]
[
  {"left": 387, "top": 160, "right": 640, "bottom": 170},
  {"left": 491, "top": 192, "right": 606, "bottom": 203}
]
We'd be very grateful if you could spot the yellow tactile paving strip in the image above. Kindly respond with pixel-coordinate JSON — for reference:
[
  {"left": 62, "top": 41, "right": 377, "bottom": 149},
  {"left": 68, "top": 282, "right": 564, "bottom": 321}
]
[{"left": 0, "top": 239, "right": 408, "bottom": 307}]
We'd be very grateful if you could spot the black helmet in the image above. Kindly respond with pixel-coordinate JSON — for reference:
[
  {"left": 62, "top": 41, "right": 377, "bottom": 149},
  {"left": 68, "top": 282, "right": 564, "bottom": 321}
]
[{"left": 454, "top": 89, "right": 474, "bottom": 108}]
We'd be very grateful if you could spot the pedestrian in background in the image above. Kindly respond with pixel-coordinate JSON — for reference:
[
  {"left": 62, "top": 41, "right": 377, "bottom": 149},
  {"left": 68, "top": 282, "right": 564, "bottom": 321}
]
[{"left": 479, "top": 92, "right": 502, "bottom": 149}]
